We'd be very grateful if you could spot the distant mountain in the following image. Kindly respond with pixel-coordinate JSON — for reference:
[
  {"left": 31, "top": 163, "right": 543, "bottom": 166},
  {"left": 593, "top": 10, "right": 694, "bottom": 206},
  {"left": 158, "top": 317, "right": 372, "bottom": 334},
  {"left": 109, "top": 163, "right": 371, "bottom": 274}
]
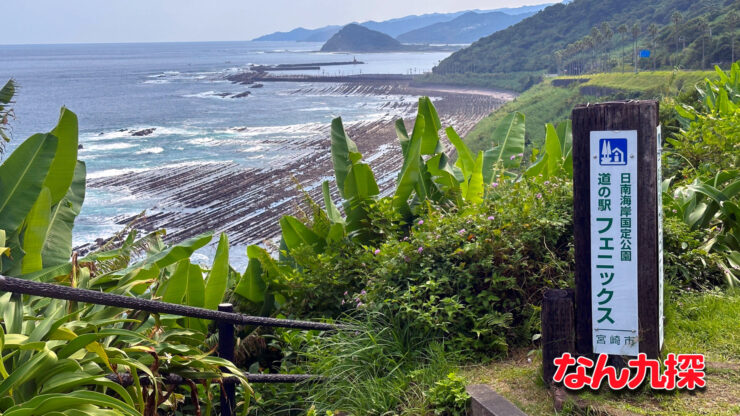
[
  {"left": 360, "top": 12, "right": 470, "bottom": 38},
  {"left": 321, "top": 24, "right": 403, "bottom": 52},
  {"left": 253, "top": 26, "right": 341, "bottom": 42},
  {"left": 396, "top": 11, "right": 536, "bottom": 44},
  {"left": 252, "top": 4, "right": 555, "bottom": 42},
  {"left": 434, "top": 0, "right": 739, "bottom": 74}
]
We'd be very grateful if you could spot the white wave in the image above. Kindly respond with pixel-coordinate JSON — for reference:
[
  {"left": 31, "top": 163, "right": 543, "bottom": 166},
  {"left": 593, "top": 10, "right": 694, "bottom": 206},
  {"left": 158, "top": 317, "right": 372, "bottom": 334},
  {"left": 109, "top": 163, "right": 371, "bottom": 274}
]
[
  {"left": 88, "top": 167, "right": 153, "bottom": 179},
  {"left": 220, "top": 122, "right": 325, "bottom": 138},
  {"left": 83, "top": 130, "right": 130, "bottom": 142},
  {"left": 143, "top": 79, "right": 170, "bottom": 84},
  {"left": 298, "top": 106, "right": 332, "bottom": 112},
  {"left": 149, "top": 126, "right": 202, "bottom": 137},
  {"left": 183, "top": 90, "right": 233, "bottom": 100},
  {"left": 81, "top": 142, "right": 137, "bottom": 152},
  {"left": 83, "top": 126, "right": 202, "bottom": 142},
  {"left": 88, "top": 160, "right": 225, "bottom": 179},
  {"left": 186, "top": 137, "right": 220, "bottom": 146},
  {"left": 186, "top": 136, "right": 269, "bottom": 151},
  {"left": 135, "top": 147, "right": 164, "bottom": 155},
  {"left": 236, "top": 145, "right": 267, "bottom": 153}
]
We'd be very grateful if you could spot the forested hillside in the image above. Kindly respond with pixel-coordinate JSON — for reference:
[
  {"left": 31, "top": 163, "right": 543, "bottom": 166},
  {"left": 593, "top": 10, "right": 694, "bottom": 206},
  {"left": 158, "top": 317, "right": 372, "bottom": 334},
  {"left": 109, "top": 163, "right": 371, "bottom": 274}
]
[
  {"left": 396, "top": 11, "right": 534, "bottom": 44},
  {"left": 434, "top": 0, "right": 739, "bottom": 75}
]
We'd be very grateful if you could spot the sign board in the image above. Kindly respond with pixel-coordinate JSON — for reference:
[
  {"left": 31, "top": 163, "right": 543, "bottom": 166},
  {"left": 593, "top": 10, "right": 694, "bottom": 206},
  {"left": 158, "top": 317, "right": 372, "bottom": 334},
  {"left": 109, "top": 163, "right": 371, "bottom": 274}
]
[
  {"left": 657, "top": 125, "right": 664, "bottom": 348},
  {"left": 639, "top": 49, "right": 651, "bottom": 58},
  {"left": 572, "top": 100, "right": 662, "bottom": 359},
  {"left": 589, "top": 130, "right": 639, "bottom": 356}
]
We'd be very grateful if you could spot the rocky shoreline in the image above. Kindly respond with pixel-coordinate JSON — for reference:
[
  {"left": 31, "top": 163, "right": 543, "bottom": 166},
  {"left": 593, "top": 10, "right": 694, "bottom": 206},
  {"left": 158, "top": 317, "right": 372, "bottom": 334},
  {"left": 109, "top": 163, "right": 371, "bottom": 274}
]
[{"left": 81, "top": 80, "right": 514, "bottom": 258}]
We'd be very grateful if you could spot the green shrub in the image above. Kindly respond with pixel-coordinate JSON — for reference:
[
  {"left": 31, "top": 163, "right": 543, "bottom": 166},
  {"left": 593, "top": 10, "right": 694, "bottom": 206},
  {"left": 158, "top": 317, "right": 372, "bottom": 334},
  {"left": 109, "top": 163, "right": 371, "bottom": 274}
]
[
  {"left": 361, "top": 177, "right": 574, "bottom": 356},
  {"left": 426, "top": 372, "right": 470, "bottom": 416},
  {"left": 663, "top": 217, "right": 726, "bottom": 289}
]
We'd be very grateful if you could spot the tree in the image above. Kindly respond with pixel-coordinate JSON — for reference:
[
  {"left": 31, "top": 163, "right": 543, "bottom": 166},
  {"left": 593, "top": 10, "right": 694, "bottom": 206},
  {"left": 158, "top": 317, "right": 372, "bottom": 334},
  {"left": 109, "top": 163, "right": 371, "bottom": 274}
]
[
  {"left": 728, "top": 10, "right": 738, "bottom": 64},
  {"left": 554, "top": 50, "right": 563, "bottom": 75},
  {"left": 618, "top": 24, "right": 628, "bottom": 73},
  {"left": 601, "top": 22, "right": 614, "bottom": 71},
  {"left": 672, "top": 11, "right": 683, "bottom": 66},
  {"left": 632, "top": 23, "right": 641, "bottom": 73},
  {"left": 590, "top": 27, "right": 602, "bottom": 71},
  {"left": 698, "top": 17, "right": 709, "bottom": 69},
  {"left": 648, "top": 23, "right": 659, "bottom": 70}
]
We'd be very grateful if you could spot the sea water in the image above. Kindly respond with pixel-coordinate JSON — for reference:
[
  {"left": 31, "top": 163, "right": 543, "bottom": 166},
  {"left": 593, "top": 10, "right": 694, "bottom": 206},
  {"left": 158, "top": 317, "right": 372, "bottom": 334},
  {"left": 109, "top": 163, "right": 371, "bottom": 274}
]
[{"left": 0, "top": 41, "right": 451, "bottom": 265}]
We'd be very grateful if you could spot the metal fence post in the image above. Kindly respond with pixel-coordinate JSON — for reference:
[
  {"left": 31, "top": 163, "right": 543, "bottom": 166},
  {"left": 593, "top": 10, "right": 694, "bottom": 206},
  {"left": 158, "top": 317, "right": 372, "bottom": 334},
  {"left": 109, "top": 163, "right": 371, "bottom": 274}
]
[{"left": 218, "top": 303, "right": 236, "bottom": 416}]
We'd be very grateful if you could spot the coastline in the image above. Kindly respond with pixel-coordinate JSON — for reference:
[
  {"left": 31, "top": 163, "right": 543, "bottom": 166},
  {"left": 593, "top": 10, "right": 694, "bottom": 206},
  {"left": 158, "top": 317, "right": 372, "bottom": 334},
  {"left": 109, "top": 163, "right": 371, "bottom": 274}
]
[{"left": 81, "top": 79, "right": 515, "bottom": 261}]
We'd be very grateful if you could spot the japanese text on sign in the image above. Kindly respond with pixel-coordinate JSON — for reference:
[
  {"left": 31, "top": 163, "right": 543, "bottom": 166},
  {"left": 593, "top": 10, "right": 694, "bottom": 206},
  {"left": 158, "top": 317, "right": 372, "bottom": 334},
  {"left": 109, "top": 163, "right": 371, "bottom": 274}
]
[{"left": 590, "top": 130, "right": 639, "bottom": 355}]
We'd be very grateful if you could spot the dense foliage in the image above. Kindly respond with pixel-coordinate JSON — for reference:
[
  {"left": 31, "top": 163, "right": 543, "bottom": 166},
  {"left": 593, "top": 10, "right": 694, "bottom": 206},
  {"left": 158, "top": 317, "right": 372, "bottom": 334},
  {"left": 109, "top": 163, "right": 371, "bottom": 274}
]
[
  {"left": 662, "top": 63, "right": 740, "bottom": 287},
  {"left": 433, "top": 0, "right": 738, "bottom": 79},
  {"left": 0, "top": 61, "right": 737, "bottom": 414},
  {"left": 0, "top": 103, "right": 248, "bottom": 414}
]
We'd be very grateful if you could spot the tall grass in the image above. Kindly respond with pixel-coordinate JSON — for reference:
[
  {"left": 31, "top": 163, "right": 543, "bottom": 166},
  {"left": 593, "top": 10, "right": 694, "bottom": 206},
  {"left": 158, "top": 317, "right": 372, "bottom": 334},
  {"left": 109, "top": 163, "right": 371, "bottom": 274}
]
[
  {"left": 664, "top": 287, "right": 740, "bottom": 362},
  {"left": 302, "top": 313, "right": 464, "bottom": 415}
]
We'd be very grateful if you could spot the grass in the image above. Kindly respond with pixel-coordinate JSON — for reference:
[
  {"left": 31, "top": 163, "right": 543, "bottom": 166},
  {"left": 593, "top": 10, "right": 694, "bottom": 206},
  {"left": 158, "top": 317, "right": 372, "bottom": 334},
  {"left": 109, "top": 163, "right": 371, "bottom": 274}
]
[
  {"left": 463, "top": 70, "right": 719, "bottom": 154},
  {"left": 413, "top": 71, "right": 544, "bottom": 93},
  {"left": 464, "top": 79, "right": 593, "bottom": 153},
  {"left": 461, "top": 288, "right": 740, "bottom": 415},
  {"left": 558, "top": 70, "right": 718, "bottom": 94},
  {"left": 248, "top": 313, "right": 464, "bottom": 415}
]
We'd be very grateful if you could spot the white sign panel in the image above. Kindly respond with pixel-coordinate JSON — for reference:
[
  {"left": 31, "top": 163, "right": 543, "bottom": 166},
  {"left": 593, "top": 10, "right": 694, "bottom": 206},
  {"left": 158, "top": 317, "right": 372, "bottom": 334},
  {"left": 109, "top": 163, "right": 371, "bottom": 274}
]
[{"left": 590, "top": 130, "right": 639, "bottom": 356}]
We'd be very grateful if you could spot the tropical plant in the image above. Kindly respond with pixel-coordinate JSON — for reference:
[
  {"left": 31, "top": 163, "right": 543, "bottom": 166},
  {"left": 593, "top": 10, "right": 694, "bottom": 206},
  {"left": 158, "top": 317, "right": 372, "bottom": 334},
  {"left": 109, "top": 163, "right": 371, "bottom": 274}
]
[
  {"left": 729, "top": 11, "right": 738, "bottom": 64},
  {"left": 649, "top": 23, "right": 658, "bottom": 71},
  {"left": 524, "top": 120, "right": 573, "bottom": 181},
  {"left": 263, "top": 97, "right": 525, "bottom": 257},
  {"left": 632, "top": 23, "right": 641, "bottom": 73},
  {"left": 0, "top": 107, "right": 252, "bottom": 414},
  {"left": 618, "top": 23, "right": 629, "bottom": 72},
  {"left": 697, "top": 17, "right": 710, "bottom": 70},
  {"left": 0, "top": 290, "right": 249, "bottom": 415},
  {"left": 665, "top": 63, "right": 740, "bottom": 287},
  {"left": 663, "top": 172, "right": 740, "bottom": 287},
  {"left": 673, "top": 11, "right": 683, "bottom": 65}
]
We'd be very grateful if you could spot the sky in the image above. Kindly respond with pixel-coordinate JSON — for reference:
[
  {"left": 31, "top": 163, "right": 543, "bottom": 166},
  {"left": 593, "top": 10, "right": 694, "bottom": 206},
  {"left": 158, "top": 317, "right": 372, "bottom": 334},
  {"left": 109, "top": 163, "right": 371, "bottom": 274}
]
[{"left": 2, "top": 0, "right": 555, "bottom": 45}]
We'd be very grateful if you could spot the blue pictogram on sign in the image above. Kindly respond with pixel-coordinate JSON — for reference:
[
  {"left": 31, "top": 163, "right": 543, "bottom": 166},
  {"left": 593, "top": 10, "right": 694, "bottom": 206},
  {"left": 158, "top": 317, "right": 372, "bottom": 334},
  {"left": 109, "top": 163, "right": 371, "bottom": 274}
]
[{"left": 599, "top": 138, "right": 628, "bottom": 166}]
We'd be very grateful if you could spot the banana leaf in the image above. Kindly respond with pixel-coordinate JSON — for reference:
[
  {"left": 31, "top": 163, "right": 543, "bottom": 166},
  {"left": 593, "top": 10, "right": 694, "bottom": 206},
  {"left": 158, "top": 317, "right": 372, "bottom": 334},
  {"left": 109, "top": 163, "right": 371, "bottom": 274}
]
[{"left": 0, "top": 133, "right": 58, "bottom": 233}]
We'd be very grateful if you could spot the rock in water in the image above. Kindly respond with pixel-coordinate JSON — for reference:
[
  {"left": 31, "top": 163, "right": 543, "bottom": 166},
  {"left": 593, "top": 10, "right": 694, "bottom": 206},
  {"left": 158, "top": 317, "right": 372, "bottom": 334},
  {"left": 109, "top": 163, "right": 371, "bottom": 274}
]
[
  {"left": 231, "top": 91, "right": 251, "bottom": 98},
  {"left": 131, "top": 128, "right": 156, "bottom": 137}
]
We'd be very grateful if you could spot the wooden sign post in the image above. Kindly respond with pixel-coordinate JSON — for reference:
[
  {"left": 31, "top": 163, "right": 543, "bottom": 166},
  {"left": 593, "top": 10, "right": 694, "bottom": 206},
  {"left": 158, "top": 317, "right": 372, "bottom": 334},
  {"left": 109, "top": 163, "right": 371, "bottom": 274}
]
[{"left": 572, "top": 101, "right": 663, "bottom": 359}]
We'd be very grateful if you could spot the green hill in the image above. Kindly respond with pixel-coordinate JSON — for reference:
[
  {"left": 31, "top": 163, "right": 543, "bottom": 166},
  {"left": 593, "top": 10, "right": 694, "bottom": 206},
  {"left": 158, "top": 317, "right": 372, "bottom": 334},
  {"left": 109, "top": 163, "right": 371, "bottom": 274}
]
[
  {"left": 464, "top": 70, "right": 717, "bottom": 153},
  {"left": 396, "top": 11, "right": 534, "bottom": 44},
  {"left": 434, "top": 0, "right": 739, "bottom": 77},
  {"left": 320, "top": 24, "right": 403, "bottom": 52}
]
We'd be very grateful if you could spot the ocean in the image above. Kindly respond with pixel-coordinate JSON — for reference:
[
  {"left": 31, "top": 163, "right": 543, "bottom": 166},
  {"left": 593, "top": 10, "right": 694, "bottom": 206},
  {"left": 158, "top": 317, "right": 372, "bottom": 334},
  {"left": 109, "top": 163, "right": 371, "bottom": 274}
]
[{"left": 0, "top": 41, "right": 452, "bottom": 267}]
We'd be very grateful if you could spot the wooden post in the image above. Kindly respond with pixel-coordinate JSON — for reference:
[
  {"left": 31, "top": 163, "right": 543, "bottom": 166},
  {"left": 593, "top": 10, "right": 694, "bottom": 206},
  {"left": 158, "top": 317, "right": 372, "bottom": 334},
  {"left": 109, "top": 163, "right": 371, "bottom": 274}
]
[
  {"left": 218, "top": 303, "right": 236, "bottom": 416},
  {"left": 541, "top": 289, "right": 575, "bottom": 384},
  {"left": 572, "top": 101, "right": 662, "bottom": 359}
]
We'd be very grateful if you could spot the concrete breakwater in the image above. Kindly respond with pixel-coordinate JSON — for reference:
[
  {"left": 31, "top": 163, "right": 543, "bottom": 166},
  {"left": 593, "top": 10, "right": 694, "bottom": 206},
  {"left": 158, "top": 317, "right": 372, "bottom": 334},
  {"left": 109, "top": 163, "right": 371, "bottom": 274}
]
[
  {"left": 249, "top": 59, "right": 364, "bottom": 71},
  {"left": 226, "top": 71, "right": 414, "bottom": 84}
]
